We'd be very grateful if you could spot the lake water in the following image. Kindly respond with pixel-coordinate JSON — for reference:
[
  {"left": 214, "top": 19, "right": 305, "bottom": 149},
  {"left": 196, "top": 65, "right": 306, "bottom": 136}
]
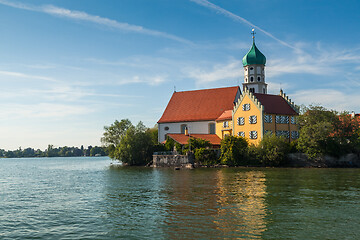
[{"left": 0, "top": 157, "right": 359, "bottom": 239}]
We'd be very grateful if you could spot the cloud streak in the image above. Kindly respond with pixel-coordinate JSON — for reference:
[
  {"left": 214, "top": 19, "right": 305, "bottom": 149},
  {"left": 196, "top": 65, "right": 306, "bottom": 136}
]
[
  {"left": 292, "top": 89, "right": 360, "bottom": 112},
  {"left": 0, "top": 0, "right": 192, "bottom": 44},
  {"left": 190, "top": 0, "right": 297, "bottom": 50},
  {"left": 0, "top": 70, "right": 58, "bottom": 82},
  {"left": 186, "top": 60, "right": 243, "bottom": 83}
]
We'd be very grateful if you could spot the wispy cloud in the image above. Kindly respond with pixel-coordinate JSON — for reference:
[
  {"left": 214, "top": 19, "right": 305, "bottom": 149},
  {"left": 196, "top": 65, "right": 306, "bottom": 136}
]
[
  {"left": 292, "top": 89, "right": 360, "bottom": 112},
  {"left": 0, "top": 103, "right": 92, "bottom": 120},
  {"left": 190, "top": 0, "right": 297, "bottom": 50},
  {"left": 117, "top": 75, "right": 167, "bottom": 86},
  {"left": 0, "top": 0, "right": 192, "bottom": 44},
  {"left": 267, "top": 43, "right": 360, "bottom": 78},
  {"left": 186, "top": 59, "right": 243, "bottom": 83},
  {"left": 0, "top": 70, "right": 58, "bottom": 82}
]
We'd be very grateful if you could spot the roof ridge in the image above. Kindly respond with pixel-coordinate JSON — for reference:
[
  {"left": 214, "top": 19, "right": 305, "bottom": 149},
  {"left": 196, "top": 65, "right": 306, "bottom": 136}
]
[
  {"left": 175, "top": 86, "right": 239, "bottom": 93},
  {"left": 279, "top": 90, "right": 300, "bottom": 114}
]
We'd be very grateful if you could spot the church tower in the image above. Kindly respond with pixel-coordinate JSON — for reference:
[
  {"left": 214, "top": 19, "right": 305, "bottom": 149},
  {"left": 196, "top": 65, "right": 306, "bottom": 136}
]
[{"left": 242, "top": 30, "right": 267, "bottom": 94}]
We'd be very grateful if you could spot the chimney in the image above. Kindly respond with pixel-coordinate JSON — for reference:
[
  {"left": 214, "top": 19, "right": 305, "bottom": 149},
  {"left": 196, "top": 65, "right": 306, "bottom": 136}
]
[{"left": 351, "top": 111, "right": 355, "bottom": 119}]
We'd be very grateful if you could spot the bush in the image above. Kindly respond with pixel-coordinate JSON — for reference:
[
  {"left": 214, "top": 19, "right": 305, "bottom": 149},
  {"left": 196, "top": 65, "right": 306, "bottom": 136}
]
[
  {"left": 194, "top": 148, "right": 219, "bottom": 166},
  {"left": 257, "top": 135, "right": 290, "bottom": 166},
  {"left": 220, "top": 136, "right": 248, "bottom": 166}
]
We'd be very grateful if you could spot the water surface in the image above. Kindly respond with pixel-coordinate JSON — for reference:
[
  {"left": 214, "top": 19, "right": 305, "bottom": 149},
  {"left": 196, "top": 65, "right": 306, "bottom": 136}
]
[{"left": 1, "top": 157, "right": 359, "bottom": 239}]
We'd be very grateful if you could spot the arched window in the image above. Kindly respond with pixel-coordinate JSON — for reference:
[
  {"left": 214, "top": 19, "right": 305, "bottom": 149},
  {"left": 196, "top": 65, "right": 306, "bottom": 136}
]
[
  {"left": 257, "top": 76, "right": 261, "bottom": 81},
  {"left": 250, "top": 77, "right": 254, "bottom": 82}
]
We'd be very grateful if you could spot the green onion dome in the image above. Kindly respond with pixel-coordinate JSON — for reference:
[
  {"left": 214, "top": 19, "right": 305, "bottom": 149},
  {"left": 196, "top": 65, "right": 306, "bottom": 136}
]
[{"left": 242, "top": 42, "right": 266, "bottom": 66}]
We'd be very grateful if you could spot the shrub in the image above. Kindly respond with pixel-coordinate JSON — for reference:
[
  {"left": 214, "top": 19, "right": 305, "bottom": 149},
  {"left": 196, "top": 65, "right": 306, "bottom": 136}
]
[
  {"left": 220, "top": 136, "right": 248, "bottom": 166},
  {"left": 194, "top": 148, "right": 219, "bottom": 166},
  {"left": 257, "top": 135, "right": 290, "bottom": 166}
]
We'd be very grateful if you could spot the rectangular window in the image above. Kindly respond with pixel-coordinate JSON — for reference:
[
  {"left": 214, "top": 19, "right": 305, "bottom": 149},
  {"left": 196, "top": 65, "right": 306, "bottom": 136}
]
[
  {"left": 276, "top": 115, "right": 290, "bottom": 124},
  {"left": 291, "top": 116, "right": 297, "bottom": 124},
  {"left": 223, "top": 121, "right": 229, "bottom": 128},
  {"left": 180, "top": 124, "right": 187, "bottom": 134},
  {"left": 291, "top": 131, "right": 299, "bottom": 139},
  {"left": 242, "top": 103, "right": 250, "bottom": 111},
  {"left": 237, "top": 131, "right": 245, "bottom": 138},
  {"left": 249, "top": 131, "right": 258, "bottom": 139},
  {"left": 209, "top": 123, "right": 215, "bottom": 134},
  {"left": 237, "top": 117, "right": 245, "bottom": 125},
  {"left": 276, "top": 130, "right": 290, "bottom": 138},
  {"left": 264, "top": 115, "right": 272, "bottom": 123},
  {"left": 249, "top": 115, "right": 257, "bottom": 124},
  {"left": 265, "top": 130, "right": 273, "bottom": 136}
]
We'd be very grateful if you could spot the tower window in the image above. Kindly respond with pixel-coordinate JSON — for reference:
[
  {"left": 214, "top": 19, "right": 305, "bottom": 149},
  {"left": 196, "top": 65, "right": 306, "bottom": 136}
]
[
  {"left": 257, "top": 77, "right": 261, "bottom": 81},
  {"left": 250, "top": 67, "right": 254, "bottom": 70},
  {"left": 250, "top": 88, "right": 255, "bottom": 93},
  {"left": 245, "top": 78, "right": 247, "bottom": 83},
  {"left": 250, "top": 77, "right": 254, "bottom": 82}
]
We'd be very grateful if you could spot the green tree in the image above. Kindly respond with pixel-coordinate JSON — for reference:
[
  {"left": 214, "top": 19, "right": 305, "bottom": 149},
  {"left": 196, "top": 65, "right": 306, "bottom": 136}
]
[
  {"left": 194, "top": 148, "right": 219, "bottom": 166},
  {"left": 220, "top": 136, "right": 248, "bottom": 166},
  {"left": 256, "top": 134, "right": 290, "bottom": 166},
  {"left": 296, "top": 105, "right": 352, "bottom": 159},
  {"left": 113, "top": 122, "right": 154, "bottom": 165},
  {"left": 101, "top": 119, "right": 133, "bottom": 158},
  {"left": 182, "top": 138, "right": 212, "bottom": 154},
  {"left": 46, "top": 144, "right": 59, "bottom": 157}
]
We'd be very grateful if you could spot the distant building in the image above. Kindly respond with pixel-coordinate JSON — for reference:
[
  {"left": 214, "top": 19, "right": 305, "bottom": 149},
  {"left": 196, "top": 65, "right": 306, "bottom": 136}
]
[{"left": 158, "top": 34, "right": 299, "bottom": 146}]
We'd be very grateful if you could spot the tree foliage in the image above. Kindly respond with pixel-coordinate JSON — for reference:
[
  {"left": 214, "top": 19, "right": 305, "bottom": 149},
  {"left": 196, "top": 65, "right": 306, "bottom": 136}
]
[
  {"left": 194, "top": 148, "right": 219, "bottom": 166},
  {"left": 0, "top": 145, "right": 105, "bottom": 158},
  {"left": 183, "top": 138, "right": 212, "bottom": 153},
  {"left": 102, "top": 120, "right": 158, "bottom": 165},
  {"left": 256, "top": 134, "right": 290, "bottom": 166},
  {"left": 101, "top": 119, "right": 132, "bottom": 147},
  {"left": 220, "top": 136, "right": 248, "bottom": 166},
  {"left": 297, "top": 105, "right": 360, "bottom": 159}
]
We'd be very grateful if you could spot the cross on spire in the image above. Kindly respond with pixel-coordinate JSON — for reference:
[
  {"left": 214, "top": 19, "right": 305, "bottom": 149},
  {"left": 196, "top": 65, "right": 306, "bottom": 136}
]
[{"left": 251, "top": 28, "right": 256, "bottom": 43}]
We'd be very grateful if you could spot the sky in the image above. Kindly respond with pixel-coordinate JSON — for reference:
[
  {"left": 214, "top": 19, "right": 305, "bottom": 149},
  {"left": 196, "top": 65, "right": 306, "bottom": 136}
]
[{"left": 0, "top": 0, "right": 360, "bottom": 150}]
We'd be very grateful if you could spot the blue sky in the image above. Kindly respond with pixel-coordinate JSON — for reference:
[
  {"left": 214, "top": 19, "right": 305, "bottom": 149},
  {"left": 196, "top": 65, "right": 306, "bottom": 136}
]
[{"left": 0, "top": 0, "right": 360, "bottom": 150}]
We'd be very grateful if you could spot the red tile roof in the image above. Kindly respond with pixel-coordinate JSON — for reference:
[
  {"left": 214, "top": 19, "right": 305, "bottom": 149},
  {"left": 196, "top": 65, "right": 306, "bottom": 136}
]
[
  {"left": 158, "top": 86, "right": 240, "bottom": 123},
  {"left": 167, "top": 133, "right": 222, "bottom": 146},
  {"left": 216, "top": 110, "right": 232, "bottom": 121},
  {"left": 254, "top": 93, "right": 298, "bottom": 115}
]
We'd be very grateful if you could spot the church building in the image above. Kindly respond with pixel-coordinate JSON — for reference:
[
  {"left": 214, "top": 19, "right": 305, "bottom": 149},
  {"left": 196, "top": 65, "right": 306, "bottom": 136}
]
[{"left": 158, "top": 34, "right": 299, "bottom": 146}]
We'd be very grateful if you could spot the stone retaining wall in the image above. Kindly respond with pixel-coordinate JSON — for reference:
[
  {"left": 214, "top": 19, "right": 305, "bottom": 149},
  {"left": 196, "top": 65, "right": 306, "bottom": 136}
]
[{"left": 152, "top": 153, "right": 194, "bottom": 168}]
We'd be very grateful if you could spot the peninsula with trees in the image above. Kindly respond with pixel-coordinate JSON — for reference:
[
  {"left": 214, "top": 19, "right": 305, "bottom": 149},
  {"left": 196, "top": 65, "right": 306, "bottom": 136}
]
[{"left": 101, "top": 36, "right": 360, "bottom": 168}]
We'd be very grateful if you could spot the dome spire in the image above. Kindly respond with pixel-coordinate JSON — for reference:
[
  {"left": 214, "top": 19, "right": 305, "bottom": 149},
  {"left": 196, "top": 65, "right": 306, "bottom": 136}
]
[
  {"left": 242, "top": 30, "right": 267, "bottom": 94},
  {"left": 251, "top": 28, "right": 256, "bottom": 43}
]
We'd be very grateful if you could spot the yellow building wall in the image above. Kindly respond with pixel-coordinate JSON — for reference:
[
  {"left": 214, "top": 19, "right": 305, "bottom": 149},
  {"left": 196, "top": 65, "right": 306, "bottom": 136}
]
[
  {"left": 263, "top": 114, "right": 299, "bottom": 142},
  {"left": 233, "top": 94, "right": 262, "bottom": 145},
  {"left": 216, "top": 119, "right": 233, "bottom": 139}
]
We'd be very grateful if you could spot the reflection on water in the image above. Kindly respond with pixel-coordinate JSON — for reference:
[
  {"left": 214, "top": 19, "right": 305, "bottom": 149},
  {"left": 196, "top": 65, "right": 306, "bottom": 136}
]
[
  {"left": 214, "top": 170, "right": 267, "bottom": 239},
  {"left": 1, "top": 158, "right": 360, "bottom": 239}
]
